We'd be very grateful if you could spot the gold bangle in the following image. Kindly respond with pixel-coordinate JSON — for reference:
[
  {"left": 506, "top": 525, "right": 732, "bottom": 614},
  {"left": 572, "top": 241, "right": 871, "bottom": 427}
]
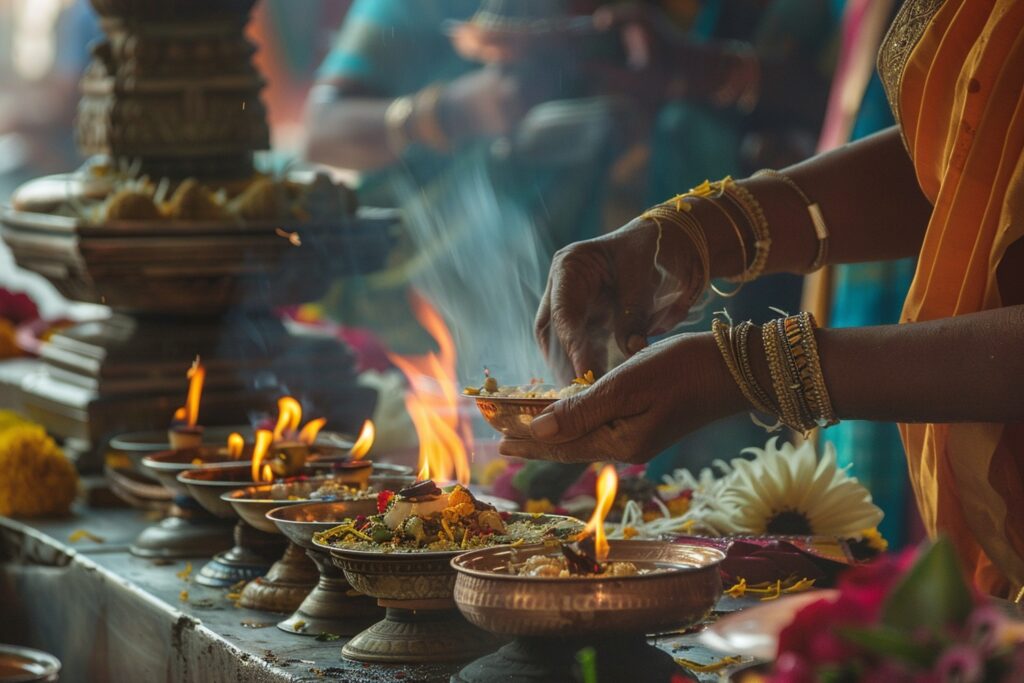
[
  {"left": 702, "top": 187, "right": 748, "bottom": 298},
  {"left": 712, "top": 319, "right": 775, "bottom": 415},
  {"left": 796, "top": 313, "right": 838, "bottom": 427},
  {"left": 762, "top": 319, "right": 805, "bottom": 432},
  {"left": 720, "top": 179, "right": 770, "bottom": 282},
  {"left": 734, "top": 321, "right": 777, "bottom": 414},
  {"left": 411, "top": 83, "right": 450, "bottom": 153},
  {"left": 754, "top": 169, "right": 829, "bottom": 273},
  {"left": 640, "top": 204, "right": 711, "bottom": 309},
  {"left": 384, "top": 95, "right": 414, "bottom": 155}
]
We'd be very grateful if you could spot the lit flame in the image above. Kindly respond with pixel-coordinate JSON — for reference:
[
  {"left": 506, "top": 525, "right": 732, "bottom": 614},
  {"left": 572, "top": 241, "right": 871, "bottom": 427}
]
[
  {"left": 583, "top": 465, "right": 618, "bottom": 562},
  {"left": 251, "top": 430, "right": 274, "bottom": 483},
  {"left": 180, "top": 357, "right": 205, "bottom": 428},
  {"left": 349, "top": 420, "right": 375, "bottom": 460},
  {"left": 298, "top": 417, "right": 327, "bottom": 445},
  {"left": 387, "top": 292, "right": 472, "bottom": 485},
  {"left": 273, "top": 396, "right": 303, "bottom": 441},
  {"left": 227, "top": 432, "right": 245, "bottom": 459}
]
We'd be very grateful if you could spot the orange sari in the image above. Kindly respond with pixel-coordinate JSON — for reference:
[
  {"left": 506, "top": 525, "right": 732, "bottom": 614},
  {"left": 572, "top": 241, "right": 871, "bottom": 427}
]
[{"left": 880, "top": 0, "right": 1024, "bottom": 595}]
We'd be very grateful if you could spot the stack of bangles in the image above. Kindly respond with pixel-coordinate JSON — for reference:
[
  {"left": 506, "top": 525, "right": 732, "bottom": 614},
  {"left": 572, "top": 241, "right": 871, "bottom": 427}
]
[
  {"left": 712, "top": 312, "right": 839, "bottom": 435},
  {"left": 640, "top": 176, "right": 771, "bottom": 298}
]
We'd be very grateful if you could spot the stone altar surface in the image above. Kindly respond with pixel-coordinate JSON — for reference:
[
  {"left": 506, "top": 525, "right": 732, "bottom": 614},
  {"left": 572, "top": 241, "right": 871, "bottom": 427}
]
[{"left": 0, "top": 508, "right": 753, "bottom": 682}]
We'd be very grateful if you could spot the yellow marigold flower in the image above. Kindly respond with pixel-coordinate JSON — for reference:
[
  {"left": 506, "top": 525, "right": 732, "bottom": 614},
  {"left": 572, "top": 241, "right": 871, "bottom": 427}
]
[
  {"left": 446, "top": 485, "right": 473, "bottom": 510},
  {"left": 524, "top": 498, "right": 555, "bottom": 514},
  {"left": 0, "top": 424, "right": 77, "bottom": 517},
  {"left": 0, "top": 410, "right": 29, "bottom": 434},
  {"left": 442, "top": 502, "right": 474, "bottom": 523}
]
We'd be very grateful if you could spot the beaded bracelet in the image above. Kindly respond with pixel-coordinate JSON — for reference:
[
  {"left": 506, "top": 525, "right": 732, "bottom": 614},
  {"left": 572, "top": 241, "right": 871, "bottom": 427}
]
[
  {"left": 759, "top": 313, "right": 838, "bottom": 434},
  {"left": 720, "top": 180, "right": 771, "bottom": 282},
  {"left": 754, "top": 169, "right": 829, "bottom": 273}
]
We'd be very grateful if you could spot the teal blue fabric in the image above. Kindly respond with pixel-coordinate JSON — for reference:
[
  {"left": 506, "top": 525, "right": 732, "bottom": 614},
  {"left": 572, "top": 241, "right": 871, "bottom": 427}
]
[{"left": 827, "top": 72, "right": 913, "bottom": 549}]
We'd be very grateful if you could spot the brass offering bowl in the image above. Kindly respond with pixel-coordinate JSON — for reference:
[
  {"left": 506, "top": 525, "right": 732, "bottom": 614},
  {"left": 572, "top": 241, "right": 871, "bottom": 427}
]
[
  {"left": 0, "top": 644, "right": 60, "bottom": 682},
  {"left": 129, "top": 444, "right": 254, "bottom": 559},
  {"left": 466, "top": 392, "right": 556, "bottom": 439},
  {"left": 267, "top": 500, "right": 390, "bottom": 636},
  {"left": 315, "top": 514, "right": 581, "bottom": 664},
  {"left": 222, "top": 473, "right": 414, "bottom": 615},
  {"left": 450, "top": 540, "right": 724, "bottom": 683},
  {"left": 178, "top": 465, "right": 285, "bottom": 587}
]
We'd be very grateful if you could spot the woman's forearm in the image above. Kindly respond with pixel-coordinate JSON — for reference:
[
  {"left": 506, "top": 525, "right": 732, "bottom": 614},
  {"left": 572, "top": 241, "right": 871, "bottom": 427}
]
[
  {"left": 746, "top": 306, "right": 1024, "bottom": 424},
  {"left": 302, "top": 85, "right": 399, "bottom": 171},
  {"left": 693, "top": 127, "right": 934, "bottom": 278}
]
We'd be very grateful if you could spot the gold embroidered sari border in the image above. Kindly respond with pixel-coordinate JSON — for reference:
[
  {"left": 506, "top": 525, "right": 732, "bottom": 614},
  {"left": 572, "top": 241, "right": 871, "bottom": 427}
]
[{"left": 877, "top": 0, "right": 947, "bottom": 129}]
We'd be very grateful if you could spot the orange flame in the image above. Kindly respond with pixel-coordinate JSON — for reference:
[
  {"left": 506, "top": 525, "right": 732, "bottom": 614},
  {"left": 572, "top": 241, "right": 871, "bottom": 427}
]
[
  {"left": 273, "top": 396, "right": 303, "bottom": 441},
  {"left": 173, "top": 407, "right": 187, "bottom": 422},
  {"left": 298, "top": 417, "right": 327, "bottom": 445},
  {"left": 182, "top": 357, "right": 205, "bottom": 428},
  {"left": 583, "top": 465, "right": 618, "bottom": 562},
  {"left": 251, "top": 430, "right": 274, "bottom": 483},
  {"left": 349, "top": 420, "right": 375, "bottom": 460},
  {"left": 227, "top": 432, "right": 245, "bottom": 459},
  {"left": 387, "top": 292, "right": 472, "bottom": 485}
]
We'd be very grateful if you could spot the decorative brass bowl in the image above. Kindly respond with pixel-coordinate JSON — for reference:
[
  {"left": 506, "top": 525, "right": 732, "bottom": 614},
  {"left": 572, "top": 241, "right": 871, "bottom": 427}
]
[
  {"left": 177, "top": 465, "right": 284, "bottom": 587},
  {"left": 220, "top": 473, "right": 415, "bottom": 615},
  {"left": 129, "top": 445, "right": 254, "bottom": 559},
  {"left": 0, "top": 644, "right": 60, "bottom": 682},
  {"left": 450, "top": 540, "right": 724, "bottom": 683},
  {"left": 267, "top": 500, "right": 389, "bottom": 636},
  {"left": 452, "top": 540, "right": 724, "bottom": 637},
  {"left": 466, "top": 393, "right": 556, "bottom": 439},
  {"left": 315, "top": 514, "right": 581, "bottom": 664}
]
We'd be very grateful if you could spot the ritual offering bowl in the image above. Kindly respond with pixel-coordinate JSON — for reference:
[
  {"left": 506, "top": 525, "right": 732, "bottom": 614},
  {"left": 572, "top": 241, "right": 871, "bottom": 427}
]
[
  {"left": 464, "top": 376, "right": 592, "bottom": 439},
  {"left": 450, "top": 539, "right": 724, "bottom": 683},
  {"left": 222, "top": 473, "right": 414, "bottom": 615},
  {"left": 130, "top": 443, "right": 253, "bottom": 559},
  {"left": 178, "top": 465, "right": 285, "bottom": 587},
  {"left": 267, "top": 500, "right": 387, "bottom": 636},
  {"left": 0, "top": 645, "right": 60, "bottom": 682},
  {"left": 313, "top": 480, "right": 582, "bottom": 663}
]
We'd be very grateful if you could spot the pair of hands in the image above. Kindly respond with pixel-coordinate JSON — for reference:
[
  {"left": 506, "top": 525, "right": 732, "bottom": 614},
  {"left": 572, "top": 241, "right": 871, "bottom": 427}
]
[{"left": 498, "top": 217, "right": 746, "bottom": 464}]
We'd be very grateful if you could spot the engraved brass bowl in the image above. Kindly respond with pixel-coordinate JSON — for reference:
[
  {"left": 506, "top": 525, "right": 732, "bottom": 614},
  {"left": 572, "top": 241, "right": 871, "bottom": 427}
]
[
  {"left": 143, "top": 446, "right": 254, "bottom": 498},
  {"left": 451, "top": 540, "right": 724, "bottom": 637},
  {"left": 466, "top": 393, "right": 556, "bottom": 439}
]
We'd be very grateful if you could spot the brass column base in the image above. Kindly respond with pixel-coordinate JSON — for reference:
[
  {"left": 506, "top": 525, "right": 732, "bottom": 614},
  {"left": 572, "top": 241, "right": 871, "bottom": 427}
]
[
  {"left": 237, "top": 542, "right": 317, "bottom": 613},
  {"left": 195, "top": 521, "right": 284, "bottom": 588},
  {"left": 342, "top": 605, "right": 501, "bottom": 664},
  {"left": 277, "top": 549, "right": 382, "bottom": 636}
]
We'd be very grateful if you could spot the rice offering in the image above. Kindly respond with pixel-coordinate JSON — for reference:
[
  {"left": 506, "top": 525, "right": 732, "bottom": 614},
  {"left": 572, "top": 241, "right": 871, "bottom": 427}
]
[
  {"left": 313, "top": 481, "right": 580, "bottom": 553},
  {"left": 463, "top": 371, "right": 596, "bottom": 400}
]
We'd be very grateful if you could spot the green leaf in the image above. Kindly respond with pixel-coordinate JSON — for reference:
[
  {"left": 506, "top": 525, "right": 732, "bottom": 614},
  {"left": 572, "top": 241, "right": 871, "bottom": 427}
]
[
  {"left": 839, "top": 626, "right": 935, "bottom": 668},
  {"left": 881, "top": 537, "right": 973, "bottom": 631}
]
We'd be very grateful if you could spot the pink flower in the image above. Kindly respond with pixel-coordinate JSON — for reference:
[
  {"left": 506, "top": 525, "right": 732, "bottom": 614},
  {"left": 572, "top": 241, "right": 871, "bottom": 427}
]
[
  {"left": 769, "top": 652, "right": 816, "bottom": 683},
  {"left": 933, "top": 644, "right": 983, "bottom": 683},
  {"left": 0, "top": 289, "right": 39, "bottom": 325}
]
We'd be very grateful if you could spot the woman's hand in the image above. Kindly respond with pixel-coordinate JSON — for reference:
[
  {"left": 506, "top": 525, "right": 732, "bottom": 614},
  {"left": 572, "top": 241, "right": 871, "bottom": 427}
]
[
  {"left": 499, "top": 332, "right": 746, "bottom": 464},
  {"left": 535, "top": 216, "right": 709, "bottom": 379}
]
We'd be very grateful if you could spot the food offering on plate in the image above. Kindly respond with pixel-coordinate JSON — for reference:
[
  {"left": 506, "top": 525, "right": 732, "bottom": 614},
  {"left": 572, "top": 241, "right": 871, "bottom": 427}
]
[
  {"left": 462, "top": 370, "right": 595, "bottom": 400},
  {"left": 313, "top": 479, "right": 579, "bottom": 553},
  {"left": 465, "top": 371, "right": 596, "bottom": 438}
]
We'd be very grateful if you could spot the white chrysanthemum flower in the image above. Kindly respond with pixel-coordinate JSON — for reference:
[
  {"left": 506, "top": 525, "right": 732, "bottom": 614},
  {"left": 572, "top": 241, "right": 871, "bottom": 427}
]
[{"left": 700, "top": 437, "right": 882, "bottom": 538}]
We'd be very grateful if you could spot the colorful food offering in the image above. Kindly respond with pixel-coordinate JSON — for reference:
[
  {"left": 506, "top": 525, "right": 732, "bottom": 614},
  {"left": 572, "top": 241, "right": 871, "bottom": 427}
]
[{"left": 313, "top": 480, "right": 580, "bottom": 553}]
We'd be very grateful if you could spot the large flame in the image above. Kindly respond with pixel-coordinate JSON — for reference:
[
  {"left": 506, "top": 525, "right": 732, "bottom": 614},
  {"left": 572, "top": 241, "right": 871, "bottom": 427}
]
[
  {"left": 179, "top": 357, "right": 205, "bottom": 428},
  {"left": 349, "top": 420, "right": 375, "bottom": 460},
  {"left": 251, "top": 429, "right": 274, "bottom": 483},
  {"left": 583, "top": 465, "right": 618, "bottom": 562},
  {"left": 387, "top": 292, "right": 472, "bottom": 485},
  {"left": 273, "top": 397, "right": 303, "bottom": 441},
  {"left": 298, "top": 418, "right": 327, "bottom": 445},
  {"left": 227, "top": 432, "right": 245, "bottom": 460}
]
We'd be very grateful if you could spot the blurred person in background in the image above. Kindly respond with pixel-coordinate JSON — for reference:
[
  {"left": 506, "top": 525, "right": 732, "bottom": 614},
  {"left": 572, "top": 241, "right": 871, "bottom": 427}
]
[{"left": 302, "top": 0, "right": 841, "bottom": 503}]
